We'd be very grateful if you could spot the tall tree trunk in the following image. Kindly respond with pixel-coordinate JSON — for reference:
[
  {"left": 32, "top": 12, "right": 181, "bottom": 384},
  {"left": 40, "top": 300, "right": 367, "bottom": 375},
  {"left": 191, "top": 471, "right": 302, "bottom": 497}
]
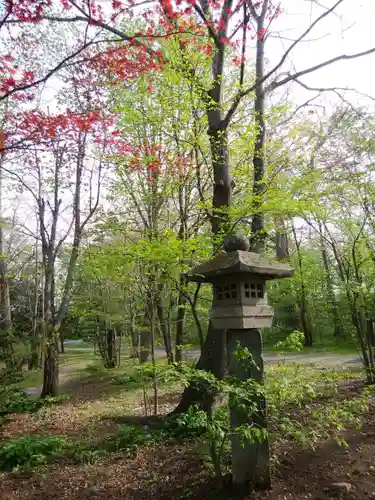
[
  {"left": 275, "top": 219, "right": 289, "bottom": 259},
  {"left": 29, "top": 237, "right": 41, "bottom": 370},
  {"left": 41, "top": 259, "right": 59, "bottom": 397},
  {"left": 250, "top": 16, "right": 266, "bottom": 254},
  {"left": 129, "top": 310, "right": 138, "bottom": 358},
  {"left": 366, "top": 319, "right": 375, "bottom": 384},
  {"left": 60, "top": 333, "right": 65, "bottom": 354},
  {"left": 139, "top": 290, "right": 152, "bottom": 363},
  {"left": 292, "top": 225, "right": 313, "bottom": 347},
  {"left": 155, "top": 285, "right": 174, "bottom": 363},
  {"left": 173, "top": 4, "right": 237, "bottom": 412},
  {"left": 0, "top": 158, "right": 13, "bottom": 367},
  {"left": 41, "top": 328, "right": 59, "bottom": 397},
  {"left": 106, "top": 328, "right": 116, "bottom": 368},
  {"left": 175, "top": 282, "right": 187, "bottom": 362},
  {"left": 350, "top": 302, "right": 371, "bottom": 381},
  {"left": 173, "top": 125, "right": 231, "bottom": 408},
  {"left": 318, "top": 222, "right": 345, "bottom": 338}
]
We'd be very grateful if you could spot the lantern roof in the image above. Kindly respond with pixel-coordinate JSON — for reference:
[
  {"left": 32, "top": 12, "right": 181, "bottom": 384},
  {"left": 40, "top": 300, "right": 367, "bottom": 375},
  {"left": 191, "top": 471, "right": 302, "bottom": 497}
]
[{"left": 185, "top": 250, "right": 294, "bottom": 283}]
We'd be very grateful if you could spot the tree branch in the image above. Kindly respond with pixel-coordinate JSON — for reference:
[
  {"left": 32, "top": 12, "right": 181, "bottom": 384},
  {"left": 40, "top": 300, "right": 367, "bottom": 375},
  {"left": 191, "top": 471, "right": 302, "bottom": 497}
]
[
  {"left": 222, "top": 0, "right": 345, "bottom": 128},
  {"left": 293, "top": 78, "right": 375, "bottom": 101},
  {"left": 0, "top": 39, "right": 97, "bottom": 101},
  {"left": 270, "top": 47, "right": 375, "bottom": 91},
  {"left": 193, "top": 4, "right": 220, "bottom": 49}
]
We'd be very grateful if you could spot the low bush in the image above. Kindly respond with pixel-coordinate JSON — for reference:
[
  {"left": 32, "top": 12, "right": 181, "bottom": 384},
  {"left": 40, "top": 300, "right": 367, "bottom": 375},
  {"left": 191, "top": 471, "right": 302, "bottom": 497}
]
[
  {"left": 0, "top": 389, "right": 66, "bottom": 416},
  {"left": 0, "top": 435, "right": 68, "bottom": 471}
]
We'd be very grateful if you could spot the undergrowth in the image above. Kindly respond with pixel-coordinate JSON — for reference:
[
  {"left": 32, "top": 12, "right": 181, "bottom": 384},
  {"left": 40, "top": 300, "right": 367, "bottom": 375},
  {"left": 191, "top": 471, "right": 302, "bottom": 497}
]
[
  {"left": 0, "top": 389, "right": 66, "bottom": 417},
  {"left": 0, "top": 353, "right": 370, "bottom": 476}
]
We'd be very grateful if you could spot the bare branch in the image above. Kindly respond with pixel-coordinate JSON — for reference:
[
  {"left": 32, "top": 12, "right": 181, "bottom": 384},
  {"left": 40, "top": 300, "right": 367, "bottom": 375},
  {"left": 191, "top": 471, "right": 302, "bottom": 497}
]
[
  {"left": 222, "top": 0, "right": 345, "bottom": 127},
  {"left": 293, "top": 78, "right": 375, "bottom": 101},
  {"left": 271, "top": 47, "right": 375, "bottom": 92},
  {"left": 247, "top": 0, "right": 259, "bottom": 20}
]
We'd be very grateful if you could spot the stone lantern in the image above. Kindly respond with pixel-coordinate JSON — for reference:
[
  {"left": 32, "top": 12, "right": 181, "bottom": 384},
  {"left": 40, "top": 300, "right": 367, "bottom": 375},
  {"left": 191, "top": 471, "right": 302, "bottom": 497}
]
[{"left": 185, "top": 235, "right": 294, "bottom": 490}]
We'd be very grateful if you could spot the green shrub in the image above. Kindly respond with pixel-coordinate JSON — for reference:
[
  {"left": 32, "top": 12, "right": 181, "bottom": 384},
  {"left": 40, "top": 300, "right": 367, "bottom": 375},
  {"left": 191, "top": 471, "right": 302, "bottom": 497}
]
[
  {"left": 0, "top": 435, "right": 68, "bottom": 471},
  {"left": 70, "top": 447, "right": 109, "bottom": 464},
  {"left": 274, "top": 330, "right": 305, "bottom": 352},
  {"left": 113, "top": 374, "right": 138, "bottom": 385},
  {"left": 103, "top": 424, "right": 161, "bottom": 454},
  {"left": 0, "top": 389, "right": 66, "bottom": 416}
]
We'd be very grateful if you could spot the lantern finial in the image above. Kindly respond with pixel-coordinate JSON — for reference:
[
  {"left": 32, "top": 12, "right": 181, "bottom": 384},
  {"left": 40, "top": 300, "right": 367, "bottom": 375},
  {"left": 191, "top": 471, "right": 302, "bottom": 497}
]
[{"left": 223, "top": 235, "right": 250, "bottom": 253}]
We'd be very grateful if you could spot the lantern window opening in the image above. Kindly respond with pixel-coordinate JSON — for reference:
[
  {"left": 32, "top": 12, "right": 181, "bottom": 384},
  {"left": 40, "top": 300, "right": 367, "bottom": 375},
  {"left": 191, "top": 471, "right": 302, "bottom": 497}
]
[
  {"left": 245, "top": 291, "right": 250, "bottom": 298},
  {"left": 251, "top": 291, "right": 256, "bottom": 298},
  {"left": 231, "top": 291, "right": 237, "bottom": 298},
  {"left": 250, "top": 283, "right": 256, "bottom": 290},
  {"left": 244, "top": 283, "right": 249, "bottom": 289}
]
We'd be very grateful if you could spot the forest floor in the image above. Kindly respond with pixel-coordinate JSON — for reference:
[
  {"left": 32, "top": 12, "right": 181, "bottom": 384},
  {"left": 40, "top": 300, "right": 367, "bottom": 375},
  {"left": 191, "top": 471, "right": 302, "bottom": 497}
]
[{"left": 1, "top": 346, "right": 374, "bottom": 500}]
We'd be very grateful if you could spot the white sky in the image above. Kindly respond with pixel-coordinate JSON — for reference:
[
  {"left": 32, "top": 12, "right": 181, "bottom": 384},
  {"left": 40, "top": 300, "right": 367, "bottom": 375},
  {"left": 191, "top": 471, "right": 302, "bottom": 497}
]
[{"left": 267, "top": 0, "right": 375, "bottom": 103}]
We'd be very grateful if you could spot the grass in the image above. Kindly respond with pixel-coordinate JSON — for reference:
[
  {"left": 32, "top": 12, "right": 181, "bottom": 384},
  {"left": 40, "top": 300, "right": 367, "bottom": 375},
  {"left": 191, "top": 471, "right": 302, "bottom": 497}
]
[{"left": 264, "top": 341, "right": 359, "bottom": 355}]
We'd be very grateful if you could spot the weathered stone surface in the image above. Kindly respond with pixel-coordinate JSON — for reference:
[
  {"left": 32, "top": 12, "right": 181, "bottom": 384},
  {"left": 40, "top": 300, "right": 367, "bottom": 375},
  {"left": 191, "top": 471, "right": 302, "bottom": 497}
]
[
  {"left": 185, "top": 250, "right": 294, "bottom": 283},
  {"left": 223, "top": 235, "right": 250, "bottom": 252},
  {"left": 211, "top": 304, "right": 274, "bottom": 329},
  {"left": 227, "top": 329, "right": 270, "bottom": 489}
]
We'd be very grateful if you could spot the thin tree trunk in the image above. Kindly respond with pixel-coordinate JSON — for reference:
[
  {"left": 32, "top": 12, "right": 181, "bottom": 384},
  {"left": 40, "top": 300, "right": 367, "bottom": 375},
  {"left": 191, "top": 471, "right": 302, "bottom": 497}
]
[
  {"left": 366, "top": 320, "right": 375, "bottom": 384},
  {"left": 0, "top": 158, "right": 13, "bottom": 367},
  {"left": 151, "top": 302, "right": 158, "bottom": 415},
  {"left": 155, "top": 286, "right": 173, "bottom": 363},
  {"left": 60, "top": 333, "right": 65, "bottom": 354},
  {"left": 292, "top": 225, "right": 313, "bottom": 347},
  {"left": 318, "top": 222, "right": 345, "bottom": 338},
  {"left": 129, "top": 315, "right": 138, "bottom": 358},
  {"left": 139, "top": 291, "right": 152, "bottom": 363},
  {"left": 29, "top": 249, "right": 41, "bottom": 370},
  {"left": 106, "top": 328, "right": 116, "bottom": 368},
  {"left": 41, "top": 256, "right": 59, "bottom": 397},
  {"left": 41, "top": 131, "right": 99, "bottom": 396},
  {"left": 350, "top": 302, "right": 371, "bottom": 381},
  {"left": 118, "top": 328, "right": 122, "bottom": 366},
  {"left": 175, "top": 282, "right": 187, "bottom": 362},
  {"left": 41, "top": 334, "right": 59, "bottom": 397}
]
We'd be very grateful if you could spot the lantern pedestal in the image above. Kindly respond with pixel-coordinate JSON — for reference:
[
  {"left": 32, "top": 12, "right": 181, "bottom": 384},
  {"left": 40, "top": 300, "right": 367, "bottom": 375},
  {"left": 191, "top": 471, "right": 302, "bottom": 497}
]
[{"left": 227, "top": 328, "right": 270, "bottom": 490}]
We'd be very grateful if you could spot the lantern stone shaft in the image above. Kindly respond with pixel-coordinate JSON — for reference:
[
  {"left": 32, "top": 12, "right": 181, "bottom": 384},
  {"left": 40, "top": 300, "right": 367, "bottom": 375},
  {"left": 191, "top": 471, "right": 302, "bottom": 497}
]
[{"left": 185, "top": 237, "right": 294, "bottom": 490}]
